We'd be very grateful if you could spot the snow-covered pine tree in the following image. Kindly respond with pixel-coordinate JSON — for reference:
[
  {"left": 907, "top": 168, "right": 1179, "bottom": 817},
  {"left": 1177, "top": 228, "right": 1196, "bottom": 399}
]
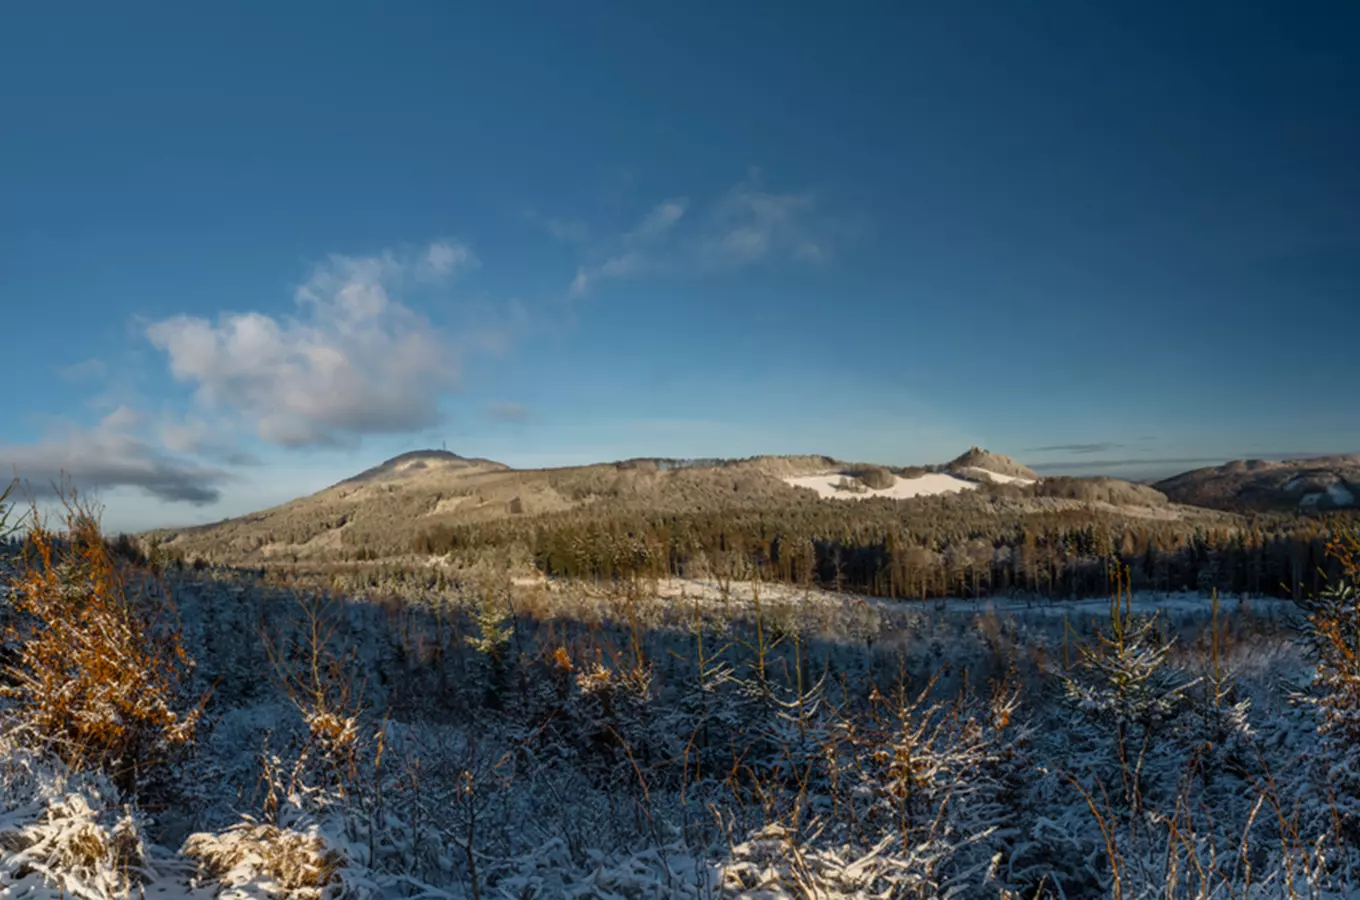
[{"left": 1059, "top": 564, "right": 1197, "bottom": 807}]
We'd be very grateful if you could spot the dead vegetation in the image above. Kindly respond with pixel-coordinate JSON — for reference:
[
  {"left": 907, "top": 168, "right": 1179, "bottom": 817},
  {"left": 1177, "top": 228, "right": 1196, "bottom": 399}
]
[
  {"left": 1, "top": 489, "right": 205, "bottom": 796},
  {"left": 182, "top": 820, "right": 347, "bottom": 899}
]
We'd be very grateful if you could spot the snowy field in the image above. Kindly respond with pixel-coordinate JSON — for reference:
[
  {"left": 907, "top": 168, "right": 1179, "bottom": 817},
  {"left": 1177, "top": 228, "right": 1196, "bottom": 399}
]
[{"left": 782, "top": 471, "right": 977, "bottom": 499}]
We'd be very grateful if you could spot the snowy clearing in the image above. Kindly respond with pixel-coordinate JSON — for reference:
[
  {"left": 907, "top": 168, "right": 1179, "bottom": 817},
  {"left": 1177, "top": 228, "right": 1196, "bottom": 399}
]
[
  {"left": 1301, "top": 482, "right": 1355, "bottom": 508},
  {"left": 644, "top": 576, "right": 1297, "bottom": 625},
  {"left": 783, "top": 471, "right": 977, "bottom": 500}
]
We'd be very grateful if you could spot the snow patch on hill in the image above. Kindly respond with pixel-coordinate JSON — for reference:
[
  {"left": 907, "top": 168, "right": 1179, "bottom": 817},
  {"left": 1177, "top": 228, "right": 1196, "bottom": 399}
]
[
  {"left": 960, "top": 466, "right": 1035, "bottom": 486},
  {"left": 784, "top": 472, "right": 977, "bottom": 500},
  {"left": 1300, "top": 482, "right": 1356, "bottom": 509}
]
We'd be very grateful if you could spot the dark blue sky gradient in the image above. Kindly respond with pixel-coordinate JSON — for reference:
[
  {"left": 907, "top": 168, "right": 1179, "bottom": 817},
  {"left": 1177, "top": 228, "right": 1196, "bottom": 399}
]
[{"left": 1, "top": 1, "right": 1356, "bottom": 527}]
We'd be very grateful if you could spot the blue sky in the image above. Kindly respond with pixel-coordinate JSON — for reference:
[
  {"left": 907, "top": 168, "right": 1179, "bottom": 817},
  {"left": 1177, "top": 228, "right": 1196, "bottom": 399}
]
[{"left": 2, "top": 2, "right": 1357, "bottom": 532}]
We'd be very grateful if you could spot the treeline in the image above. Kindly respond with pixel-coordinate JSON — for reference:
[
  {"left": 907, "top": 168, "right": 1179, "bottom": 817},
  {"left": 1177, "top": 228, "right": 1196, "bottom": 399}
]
[{"left": 415, "top": 496, "right": 1358, "bottom": 601}]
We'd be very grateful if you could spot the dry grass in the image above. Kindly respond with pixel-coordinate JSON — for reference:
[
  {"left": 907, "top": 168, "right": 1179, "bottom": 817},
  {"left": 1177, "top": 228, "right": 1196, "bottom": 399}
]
[
  {"left": 183, "top": 820, "right": 347, "bottom": 898},
  {"left": 0, "top": 779, "right": 152, "bottom": 900}
]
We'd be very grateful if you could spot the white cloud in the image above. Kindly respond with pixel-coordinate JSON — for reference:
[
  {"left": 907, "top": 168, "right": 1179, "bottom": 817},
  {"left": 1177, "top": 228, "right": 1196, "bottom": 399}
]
[
  {"left": 155, "top": 415, "right": 260, "bottom": 465},
  {"left": 156, "top": 418, "right": 209, "bottom": 454},
  {"left": 146, "top": 241, "right": 465, "bottom": 449}
]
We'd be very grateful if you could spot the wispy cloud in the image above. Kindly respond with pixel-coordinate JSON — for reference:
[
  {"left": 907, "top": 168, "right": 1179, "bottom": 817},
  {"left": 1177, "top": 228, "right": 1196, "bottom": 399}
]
[
  {"left": 525, "top": 210, "right": 591, "bottom": 244},
  {"left": 1026, "top": 437, "right": 1160, "bottom": 456},
  {"left": 564, "top": 174, "right": 847, "bottom": 294},
  {"left": 569, "top": 200, "right": 688, "bottom": 296},
  {"left": 569, "top": 269, "right": 590, "bottom": 296},
  {"left": 145, "top": 241, "right": 468, "bottom": 448},
  {"left": 1030, "top": 457, "right": 1227, "bottom": 473},
  {"left": 57, "top": 358, "right": 107, "bottom": 383},
  {"left": 627, "top": 198, "right": 688, "bottom": 244},
  {"left": 485, "top": 401, "right": 529, "bottom": 423},
  {"left": 570, "top": 254, "right": 644, "bottom": 296},
  {"left": 699, "top": 175, "right": 836, "bottom": 269},
  {"left": 1026, "top": 442, "right": 1125, "bottom": 455},
  {"left": 420, "top": 239, "right": 478, "bottom": 280}
]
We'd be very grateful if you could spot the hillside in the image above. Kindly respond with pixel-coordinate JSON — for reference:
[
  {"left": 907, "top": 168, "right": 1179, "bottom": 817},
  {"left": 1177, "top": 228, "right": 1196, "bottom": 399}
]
[
  {"left": 146, "top": 450, "right": 831, "bottom": 562},
  {"left": 946, "top": 447, "right": 1039, "bottom": 482},
  {"left": 145, "top": 446, "right": 1214, "bottom": 568},
  {"left": 1155, "top": 454, "right": 1360, "bottom": 512}
]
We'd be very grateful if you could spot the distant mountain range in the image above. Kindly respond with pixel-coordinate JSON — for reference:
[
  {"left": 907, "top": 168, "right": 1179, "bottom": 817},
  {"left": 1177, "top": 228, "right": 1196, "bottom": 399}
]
[
  {"left": 1155, "top": 454, "right": 1360, "bottom": 512},
  {"left": 141, "top": 446, "right": 1349, "bottom": 567}
]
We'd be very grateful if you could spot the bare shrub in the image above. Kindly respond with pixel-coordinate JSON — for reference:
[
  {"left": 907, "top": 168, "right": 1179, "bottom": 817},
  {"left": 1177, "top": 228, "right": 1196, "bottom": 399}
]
[
  {"left": 849, "top": 465, "right": 895, "bottom": 490},
  {"left": 833, "top": 476, "right": 867, "bottom": 494},
  {"left": 1, "top": 493, "right": 204, "bottom": 795},
  {"left": 261, "top": 591, "right": 367, "bottom": 799},
  {"left": 1297, "top": 529, "right": 1360, "bottom": 841}
]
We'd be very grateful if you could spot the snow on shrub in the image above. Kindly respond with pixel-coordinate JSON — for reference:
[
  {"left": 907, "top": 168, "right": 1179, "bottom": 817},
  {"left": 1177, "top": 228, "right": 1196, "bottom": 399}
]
[
  {"left": 182, "top": 816, "right": 357, "bottom": 900},
  {"left": 0, "top": 741, "right": 155, "bottom": 900},
  {"left": 1297, "top": 530, "right": 1360, "bottom": 843},
  {"left": 0, "top": 793, "right": 150, "bottom": 900}
]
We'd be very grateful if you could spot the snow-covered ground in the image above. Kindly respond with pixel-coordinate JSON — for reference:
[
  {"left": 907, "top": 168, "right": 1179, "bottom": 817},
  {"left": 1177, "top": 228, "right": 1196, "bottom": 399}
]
[
  {"left": 0, "top": 562, "right": 1343, "bottom": 900},
  {"left": 782, "top": 471, "right": 977, "bottom": 500},
  {"left": 644, "top": 576, "right": 1298, "bottom": 628}
]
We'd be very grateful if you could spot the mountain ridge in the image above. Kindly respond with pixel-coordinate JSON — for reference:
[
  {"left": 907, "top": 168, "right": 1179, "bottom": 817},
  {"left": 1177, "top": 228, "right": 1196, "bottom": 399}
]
[
  {"left": 139, "top": 446, "right": 1255, "bottom": 567},
  {"left": 1155, "top": 453, "right": 1360, "bottom": 512}
]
